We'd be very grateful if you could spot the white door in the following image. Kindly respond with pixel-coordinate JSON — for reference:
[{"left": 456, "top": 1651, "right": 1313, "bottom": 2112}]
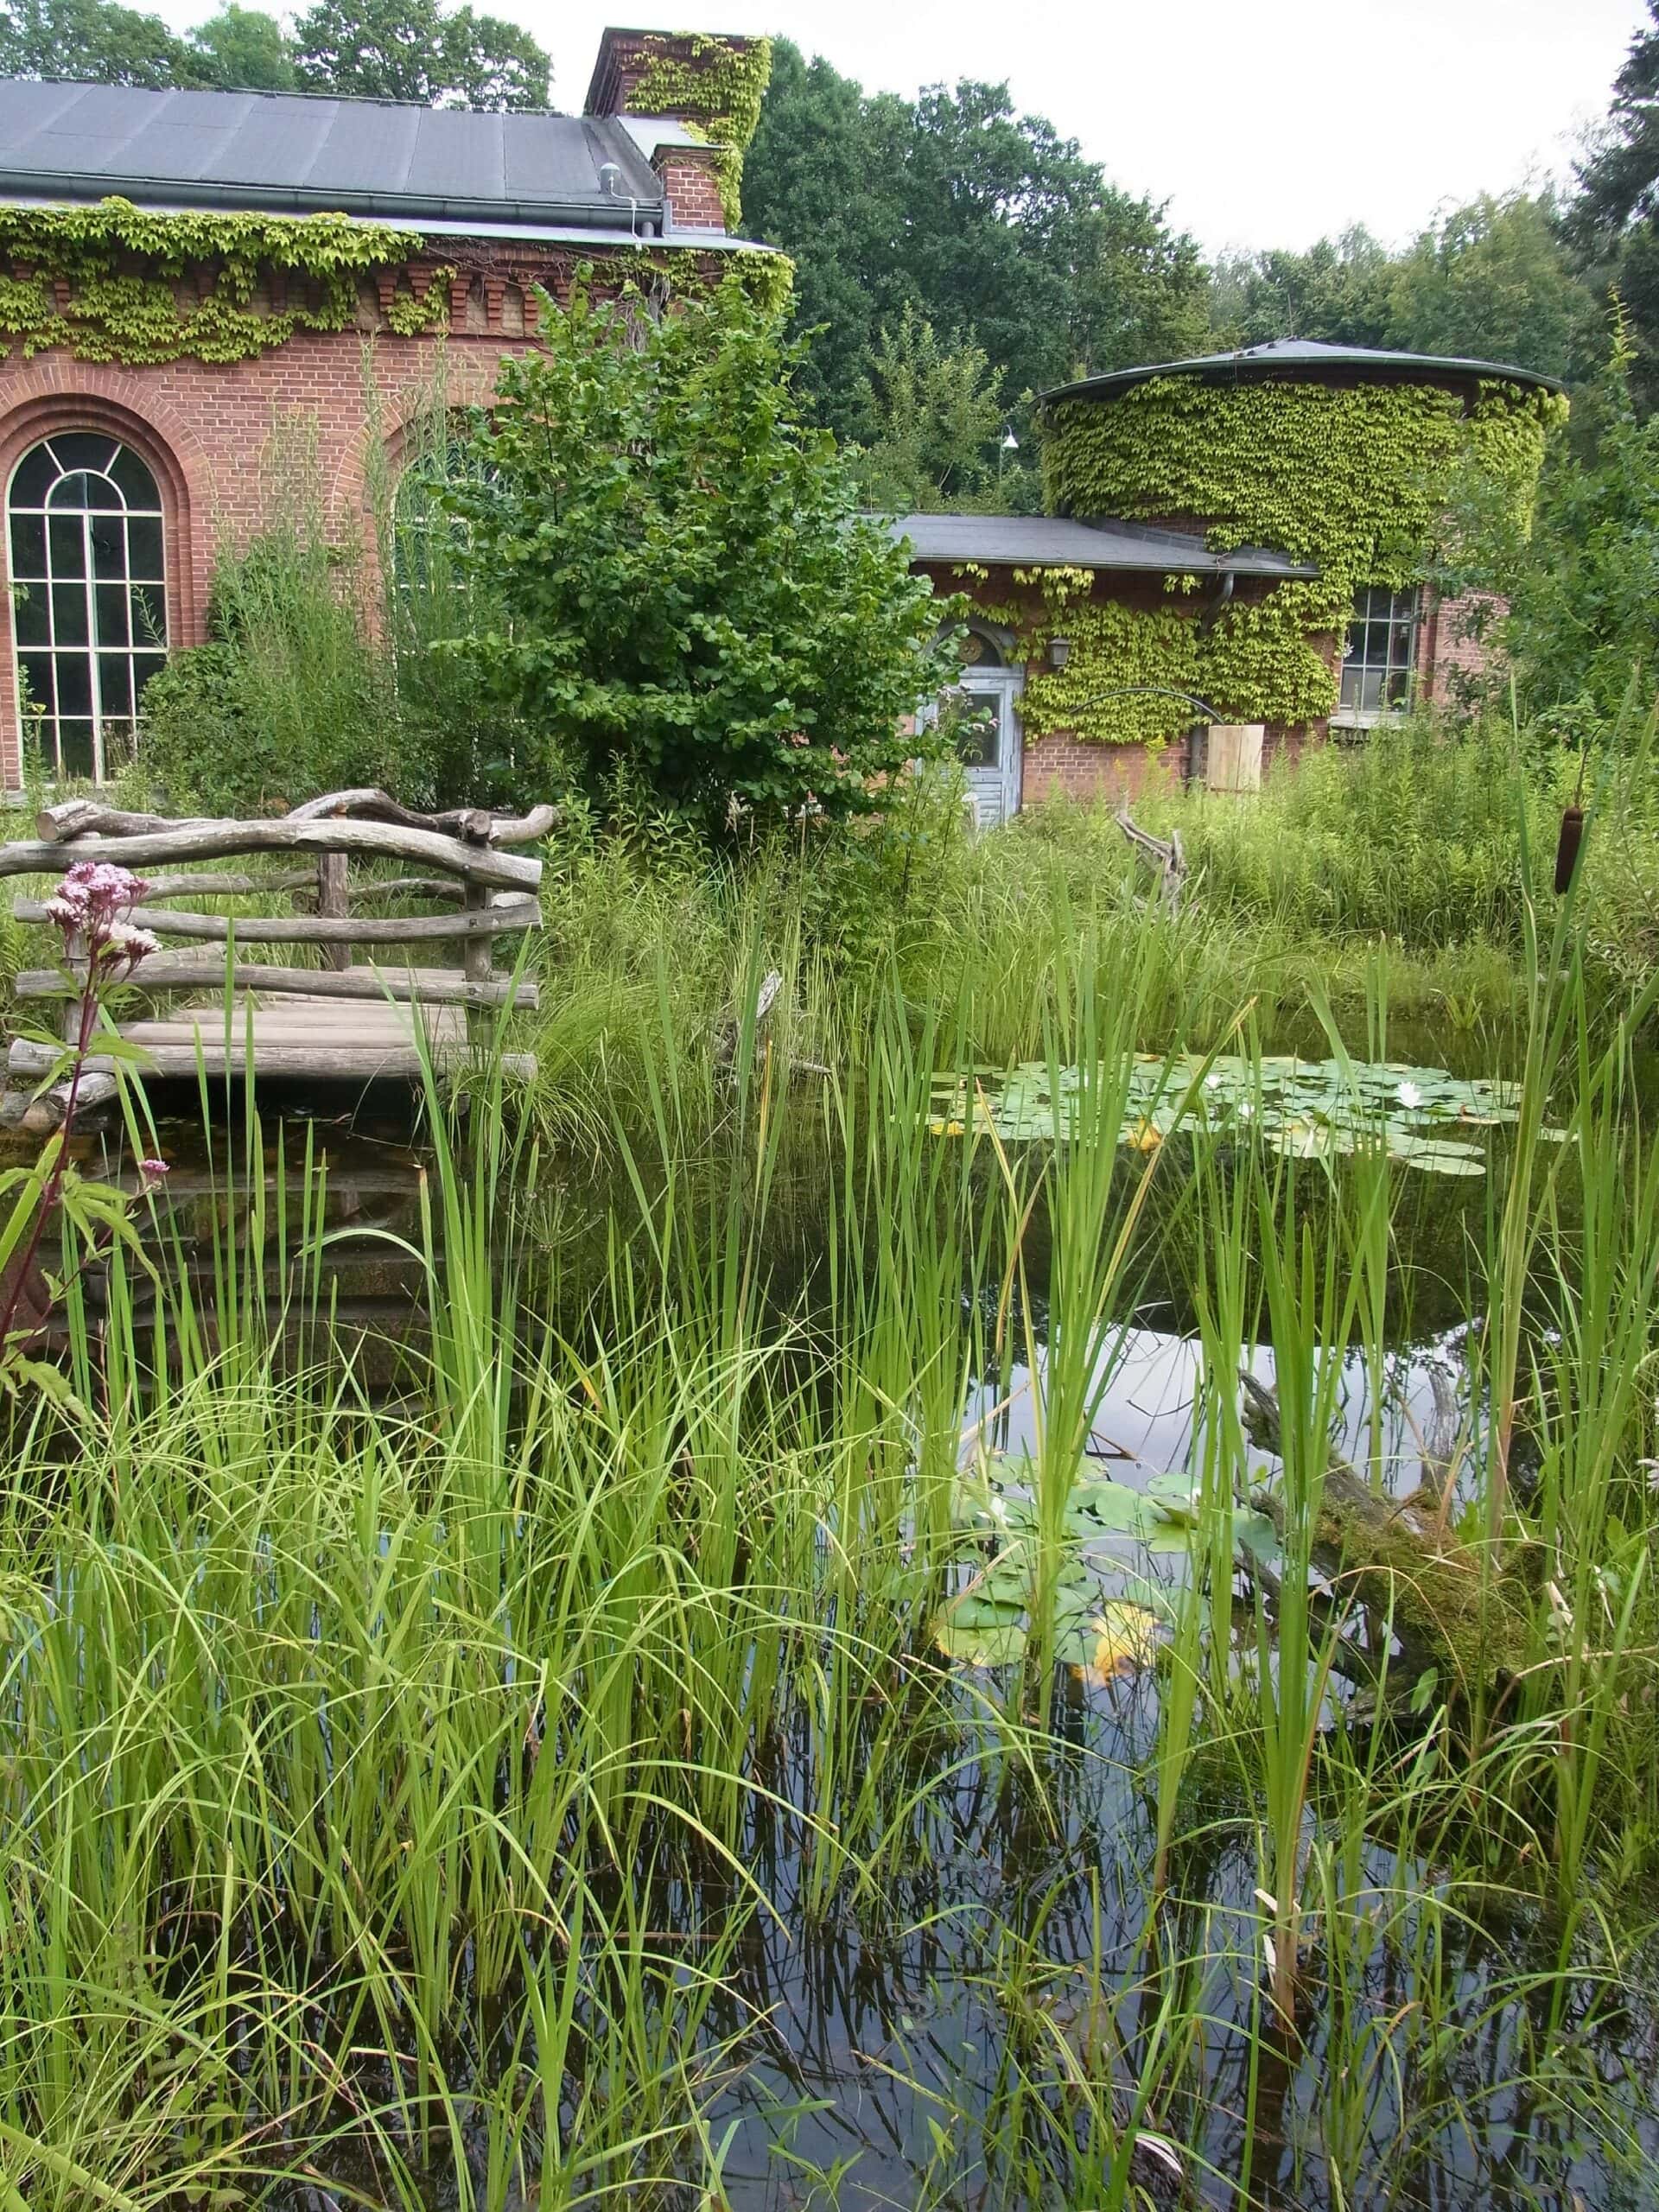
[{"left": 954, "top": 667, "right": 1024, "bottom": 827}]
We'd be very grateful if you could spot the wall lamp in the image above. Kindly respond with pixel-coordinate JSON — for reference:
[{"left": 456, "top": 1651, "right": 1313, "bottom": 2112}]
[{"left": 1048, "top": 635, "right": 1071, "bottom": 670}]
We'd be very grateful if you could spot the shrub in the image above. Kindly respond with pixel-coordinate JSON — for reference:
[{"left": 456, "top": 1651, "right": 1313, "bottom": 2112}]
[{"left": 438, "top": 272, "right": 956, "bottom": 835}]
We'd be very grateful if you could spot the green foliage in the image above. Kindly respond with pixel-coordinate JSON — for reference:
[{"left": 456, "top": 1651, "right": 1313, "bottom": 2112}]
[
  {"left": 188, "top": 3, "right": 293, "bottom": 88},
  {"left": 1569, "top": 2, "right": 1659, "bottom": 408},
  {"left": 1505, "top": 330, "right": 1659, "bottom": 732},
  {"left": 850, "top": 307, "right": 1020, "bottom": 512},
  {"left": 0, "top": 0, "right": 205, "bottom": 86},
  {"left": 0, "top": 197, "right": 445, "bottom": 364},
  {"left": 743, "top": 42, "right": 1210, "bottom": 448},
  {"left": 627, "top": 31, "right": 772, "bottom": 230},
  {"left": 1212, "top": 195, "right": 1600, "bottom": 390},
  {"left": 1038, "top": 373, "right": 1564, "bottom": 730},
  {"left": 438, "top": 274, "right": 954, "bottom": 834},
  {"left": 291, "top": 0, "right": 550, "bottom": 109},
  {"left": 138, "top": 419, "right": 412, "bottom": 811}
]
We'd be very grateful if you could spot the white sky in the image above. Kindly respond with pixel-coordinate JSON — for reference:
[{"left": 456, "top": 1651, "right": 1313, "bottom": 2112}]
[
  {"left": 150, "top": 0, "right": 1649, "bottom": 256},
  {"left": 540, "top": 0, "right": 1647, "bottom": 255}
]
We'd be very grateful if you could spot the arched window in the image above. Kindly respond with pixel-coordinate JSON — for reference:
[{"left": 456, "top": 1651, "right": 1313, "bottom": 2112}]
[{"left": 8, "top": 433, "right": 168, "bottom": 782}]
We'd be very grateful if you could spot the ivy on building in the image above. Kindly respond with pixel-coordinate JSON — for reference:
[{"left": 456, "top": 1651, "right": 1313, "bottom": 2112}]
[
  {"left": 1029, "top": 374, "right": 1567, "bottom": 736},
  {"left": 0, "top": 200, "right": 452, "bottom": 365},
  {"left": 628, "top": 33, "right": 773, "bottom": 231},
  {"left": 580, "top": 245, "right": 793, "bottom": 320}
]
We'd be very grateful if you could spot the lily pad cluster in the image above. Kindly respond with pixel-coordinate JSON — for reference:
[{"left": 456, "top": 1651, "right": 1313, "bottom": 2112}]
[
  {"left": 936, "top": 1457, "right": 1279, "bottom": 1676},
  {"left": 928, "top": 1053, "right": 1547, "bottom": 1178}
]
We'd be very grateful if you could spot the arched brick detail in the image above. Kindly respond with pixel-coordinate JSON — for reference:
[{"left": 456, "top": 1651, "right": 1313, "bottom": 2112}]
[{"left": 0, "top": 366, "right": 212, "bottom": 786}]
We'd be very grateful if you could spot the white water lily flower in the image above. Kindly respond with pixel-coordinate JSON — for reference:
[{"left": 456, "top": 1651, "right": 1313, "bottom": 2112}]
[
  {"left": 1237, "top": 1099, "right": 1254, "bottom": 1120},
  {"left": 1397, "top": 1080, "right": 1424, "bottom": 1111}
]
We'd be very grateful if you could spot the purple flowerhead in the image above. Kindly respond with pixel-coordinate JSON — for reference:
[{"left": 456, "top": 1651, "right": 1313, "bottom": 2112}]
[
  {"left": 46, "top": 860, "right": 150, "bottom": 941},
  {"left": 137, "top": 1157, "right": 169, "bottom": 1187},
  {"left": 46, "top": 860, "right": 156, "bottom": 967}
]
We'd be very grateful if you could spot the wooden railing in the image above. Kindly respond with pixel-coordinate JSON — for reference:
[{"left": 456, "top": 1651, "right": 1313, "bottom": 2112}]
[{"left": 2, "top": 788, "right": 555, "bottom": 1116}]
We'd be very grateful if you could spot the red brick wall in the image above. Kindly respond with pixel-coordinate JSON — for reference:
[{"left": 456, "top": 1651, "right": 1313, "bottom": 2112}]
[
  {"left": 1418, "top": 586, "right": 1505, "bottom": 709},
  {"left": 655, "top": 152, "right": 726, "bottom": 231},
  {"left": 0, "top": 245, "right": 725, "bottom": 787}
]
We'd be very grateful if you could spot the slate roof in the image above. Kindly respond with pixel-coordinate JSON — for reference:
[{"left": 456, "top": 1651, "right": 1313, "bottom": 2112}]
[
  {"left": 1041, "top": 336, "right": 1567, "bottom": 406},
  {"left": 0, "top": 78, "right": 672, "bottom": 233},
  {"left": 887, "top": 512, "right": 1319, "bottom": 578}
]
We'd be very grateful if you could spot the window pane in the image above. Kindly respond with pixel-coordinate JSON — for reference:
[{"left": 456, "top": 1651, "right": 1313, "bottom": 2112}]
[
  {"left": 56, "top": 720, "right": 96, "bottom": 780},
  {"left": 54, "top": 652, "right": 92, "bottom": 717},
  {"left": 93, "top": 582, "right": 130, "bottom": 645},
  {"left": 48, "top": 516, "right": 83, "bottom": 575},
  {"left": 90, "top": 512, "right": 126, "bottom": 580},
  {"left": 130, "top": 585, "right": 166, "bottom": 648},
  {"left": 109, "top": 446, "right": 161, "bottom": 509},
  {"left": 131, "top": 652, "right": 166, "bottom": 710},
  {"left": 49, "top": 470, "right": 96, "bottom": 512},
  {"left": 50, "top": 433, "right": 115, "bottom": 474},
  {"left": 19, "top": 651, "right": 55, "bottom": 716},
  {"left": 96, "top": 654, "right": 132, "bottom": 720},
  {"left": 1359, "top": 669, "right": 1382, "bottom": 714},
  {"left": 10, "top": 446, "right": 56, "bottom": 507},
  {"left": 51, "top": 582, "right": 88, "bottom": 645},
  {"left": 10, "top": 512, "right": 46, "bottom": 576},
  {"left": 954, "top": 694, "right": 1000, "bottom": 767},
  {"left": 127, "top": 515, "right": 163, "bottom": 580},
  {"left": 1339, "top": 665, "right": 1361, "bottom": 709},
  {"left": 12, "top": 582, "right": 47, "bottom": 646}
]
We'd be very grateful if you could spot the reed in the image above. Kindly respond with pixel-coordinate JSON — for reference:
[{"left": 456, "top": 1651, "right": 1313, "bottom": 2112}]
[{"left": 2, "top": 772, "right": 1657, "bottom": 2208}]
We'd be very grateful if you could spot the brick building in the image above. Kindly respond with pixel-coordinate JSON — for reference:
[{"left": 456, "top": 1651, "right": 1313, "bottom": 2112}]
[
  {"left": 892, "top": 339, "right": 1566, "bottom": 825},
  {"left": 0, "top": 25, "right": 772, "bottom": 790}
]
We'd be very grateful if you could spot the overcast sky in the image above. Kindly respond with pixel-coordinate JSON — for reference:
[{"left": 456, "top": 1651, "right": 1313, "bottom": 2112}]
[
  {"left": 515, "top": 0, "right": 1648, "bottom": 256},
  {"left": 142, "top": 1, "right": 1649, "bottom": 255}
]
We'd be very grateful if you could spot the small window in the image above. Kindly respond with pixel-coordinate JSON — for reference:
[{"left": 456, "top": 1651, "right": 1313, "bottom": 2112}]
[
  {"left": 1338, "top": 586, "right": 1419, "bottom": 721},
  {"left": 8, "top": 433, "right": 168, "bottom": 782},
  {"left": 957, "top": 626, "right": 1004, "bottom": 670}
]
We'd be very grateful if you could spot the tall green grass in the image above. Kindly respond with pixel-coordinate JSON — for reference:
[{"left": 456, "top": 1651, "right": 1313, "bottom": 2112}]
[{"left": 2, "top": 766, "right": 1657, "bottom": 2207}]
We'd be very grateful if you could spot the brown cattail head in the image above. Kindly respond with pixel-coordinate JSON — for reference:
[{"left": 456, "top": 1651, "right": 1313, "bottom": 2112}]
[{"left": 1554, "top": 804, "right": 1585, "bottom": 896}]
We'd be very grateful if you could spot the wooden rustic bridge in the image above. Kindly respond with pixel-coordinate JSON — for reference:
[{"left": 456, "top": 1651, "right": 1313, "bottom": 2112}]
[{"left": 0, "top": 788, "right": 554, "bottom": 1125}]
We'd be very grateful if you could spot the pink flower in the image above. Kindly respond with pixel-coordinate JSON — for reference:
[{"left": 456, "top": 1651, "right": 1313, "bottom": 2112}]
[
  {"left": 137, "top": 1158, "right": 169, "bottom": 1186},
  {"left": 46, "top": 861, "right": 149, "bottom": 942}
]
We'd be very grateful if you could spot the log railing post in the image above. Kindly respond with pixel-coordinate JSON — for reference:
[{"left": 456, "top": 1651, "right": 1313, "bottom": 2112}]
[
  {"left": 462, "top": 878, "right": 492, "bottom": 1046},
  {"left": 316, "top": 854, "right": 351, "bottom": 971}
]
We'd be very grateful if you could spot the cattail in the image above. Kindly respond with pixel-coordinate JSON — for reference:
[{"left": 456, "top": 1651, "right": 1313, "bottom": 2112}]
[{"left": 1554, "top": 804, "right": 1585, "bottom": 896}]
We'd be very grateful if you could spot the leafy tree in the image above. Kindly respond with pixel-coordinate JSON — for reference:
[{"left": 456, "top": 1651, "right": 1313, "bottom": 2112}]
[
  {"left": 291, "top": 0, "right": 550, "bottom": 108},
  {"left": 1505, "top": 324, "right": 1659, "bottom": 732},
  {"left": 188, "top": 4, "right": 294, "bottom": 90},
  {"left": 743, "top": 41, "right": 1208, "bottom": 445},
  {"left": 852, "top": 308, "right": 1019, "bottom": 512},
  {"left": 1571, "top": 2, "right": 1659, "bottom": 406},
  {"left": 1210, "top": 228, "right": 1394, "bottom": 351},
  {"left": 1382, "top": 195, "right": 1598, "bottom": 385},
  {"left": 438, "top": 277, "right": 953, "bottom": 834},
  {"left": 0, "top": 0, "right": 206, "bottom": 86},
  {"left": 1211, "top": 198, "right": 1594, "bottom": 385}
]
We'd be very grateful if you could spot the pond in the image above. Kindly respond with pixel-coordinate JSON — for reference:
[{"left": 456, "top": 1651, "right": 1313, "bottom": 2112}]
[{"left": 7, "top": 1041, "right": 1656, "bottom": 2212}]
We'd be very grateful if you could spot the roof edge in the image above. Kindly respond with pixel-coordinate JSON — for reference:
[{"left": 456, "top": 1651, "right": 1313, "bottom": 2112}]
[{"left": 1039, "top": 341, "right": 1567, "bottom": 410}]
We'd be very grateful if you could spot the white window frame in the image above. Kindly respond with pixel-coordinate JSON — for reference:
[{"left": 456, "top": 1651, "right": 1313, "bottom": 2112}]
[{"left": 1332, "top": 584, "right": 1421, "bottom": 733}]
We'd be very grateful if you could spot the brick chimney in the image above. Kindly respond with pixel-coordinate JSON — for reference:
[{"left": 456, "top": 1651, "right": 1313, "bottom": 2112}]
[{"left": 583, "top": 28, "right": 769, "bottom": 235}]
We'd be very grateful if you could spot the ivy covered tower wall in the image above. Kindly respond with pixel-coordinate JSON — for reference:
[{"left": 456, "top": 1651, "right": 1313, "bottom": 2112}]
[{"left": 1027, "top": 349, "right": 1567, "bottom": 752}]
